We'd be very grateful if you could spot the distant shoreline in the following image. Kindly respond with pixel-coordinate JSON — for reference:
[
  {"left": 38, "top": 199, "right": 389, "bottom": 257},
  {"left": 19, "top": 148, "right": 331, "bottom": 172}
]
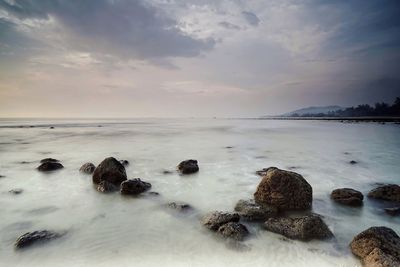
[{"left": 255, "top": 116, "right": 400, "bottom": 122}]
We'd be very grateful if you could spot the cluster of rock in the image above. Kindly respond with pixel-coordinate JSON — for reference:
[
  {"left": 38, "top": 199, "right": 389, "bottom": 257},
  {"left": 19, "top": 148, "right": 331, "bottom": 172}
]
[{"left": 201, "top": 211, "right": 248, "bottom": 241}]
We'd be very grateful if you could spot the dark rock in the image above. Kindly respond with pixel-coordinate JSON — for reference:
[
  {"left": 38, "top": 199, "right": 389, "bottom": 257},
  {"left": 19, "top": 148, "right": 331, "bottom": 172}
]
[
  {"left": 264, "top": 215, "right": 333, "bottom": 241},
  {"left": 79, "top": 162, "right": 96, "bottom": 174},
  {"left": 368, "top": 184, "right": 400, "bottom": 202},
  {"left": 349, "top": 160, "right": 358, "bottom": 164},
  {"left": 147, "top": 191, "right": 160, "bottom": 196},
  {"left": 177, "top": 159, "right": 199, "bottom": 174},
  {"left": 9, "top": 189, "right": 23, "bottom": 195},
  {"left": 119, "top": 160, "right": 129, "bottom": 167},
  {"left": 0, "top": 175, "right": 5, "bottom": 178},
  {"left": 350, "top": 227, "right": 400, "bottom": 266},
  {"left": 37, "top": 162, "right": 64, "bottom": 172},
  {"left": 201, "top": 211, "right": 240, "bottom": 231},
  {"left": 92, "top": 157, "right": 127, "bottom": 186},
  {"left": 384, "top": 207, "right": 400, "bottom": 216},
  {"left": 120, "top": 178, "right": 151, "bottom": 195},
  {"left": 40, "top": 158, "right": 59, "bottom": 163},
  {"left": 49, "top": 127, "right": 54, "bottom": 129},
  {"left": 234, "top": 199, "right": 277, "bottom": 221},
  {"left": 218, "top": 222, "right": 249, "bottom": 241},
  {"left": 14, "top": 230, "right": 63, "bottom": 249},
  {"left": 162, "top": 170, "right": 174, "bottom": 175},
  {"left": 225, "top": 146, "right": 234, "bottom": 149},
  {"left": 168, "top": 201, "right": 192, "bottom": 212},
  {"left": 331, "top": 188, "right": 364, "bottom": 206},
  {"left": 254, "top": 167, "right": 312, "bottom": 211},
  {"left": 96, "top": 180, "right": 119, "bottom": 193}
]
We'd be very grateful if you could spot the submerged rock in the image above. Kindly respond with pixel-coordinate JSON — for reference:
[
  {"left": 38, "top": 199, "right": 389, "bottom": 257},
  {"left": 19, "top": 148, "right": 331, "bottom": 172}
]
[
  {"left": 350, "top": 227, "right": 400, "bottom": 266},
  {"left": 264, "top": 215, "right": 333, "bottom": 241},
  {"left": 37, "top": 162, "right": 64, "bottom": 172},
  {"left": 92, "top": 157, "right": 127, "bottom": 186},
  {"left": 14, "top": 230, "right": 63, "bottom": 249},
  {"left": 177, "top": 159, "right": 199, "bottom": 174},
  {"left": 254, "top": 167, "right": 312, "bottom": 211},
  {"left": 349, "top": 160, "right": 358, "bottom": 164},
  {"left": 218, "top": 222, "right": 249, "bottom": 241},
  {"left": 331, "top": 188, "right": 364, "bottom": 206},
  {"left": 162, "top": 170, "right": 174, "bottom": 175},
  {"left": 96, "top": 181, "right": 119, "bottom": 193},
  {"left": 120, "top": 179, "right": 151, "bottom": 195},
  {"left": 234, "top": 199, "right": 277, "bottom": 221},
  {"left": 40, "top": 158, "right": 59, "bottom": 164},
  {"left": 9, "top": 189, "right": 23, "bottom": 195},
  {"left": 168, "top": 201, "right": 193, "bottom": 212},
  {"left": 201, "top": 211, "right": 240, "bottom": 231},
  {"left": 368, "top": 184, "right": 400, "bottom": 202},
  {"left": 384, "top": 207, "right": 400, "bottom": 216},
  {"left": 79, "top": 162, "right": 96, "bottom": 174}
]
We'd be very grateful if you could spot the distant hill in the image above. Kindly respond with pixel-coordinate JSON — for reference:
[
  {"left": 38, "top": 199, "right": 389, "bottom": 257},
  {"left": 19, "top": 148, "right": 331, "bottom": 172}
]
[{"left": 280, "top": 106, "right": 344, "bottom": 117}]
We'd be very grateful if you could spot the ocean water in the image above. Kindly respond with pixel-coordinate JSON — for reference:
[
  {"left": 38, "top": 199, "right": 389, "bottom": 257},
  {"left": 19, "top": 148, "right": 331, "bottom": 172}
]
[{"left": 0, "top": 118, "right": 399, "bottom": 267}]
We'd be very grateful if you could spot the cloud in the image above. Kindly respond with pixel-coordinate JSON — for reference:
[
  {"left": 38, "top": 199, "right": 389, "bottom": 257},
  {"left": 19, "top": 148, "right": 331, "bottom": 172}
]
[{"left": 241, "top": 11, "right": 260, "bottom": 26}]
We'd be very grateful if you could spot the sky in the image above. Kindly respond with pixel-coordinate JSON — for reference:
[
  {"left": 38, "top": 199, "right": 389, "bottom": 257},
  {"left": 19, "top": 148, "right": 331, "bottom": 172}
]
[{"left": 0, "top": 0, "right": 400, "bottom": 118}]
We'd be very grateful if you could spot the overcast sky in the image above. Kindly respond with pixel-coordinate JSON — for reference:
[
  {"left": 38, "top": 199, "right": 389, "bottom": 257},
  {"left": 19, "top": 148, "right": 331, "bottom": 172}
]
[{"left": 1, "top": 0, "right": 400, "bottom": 117}]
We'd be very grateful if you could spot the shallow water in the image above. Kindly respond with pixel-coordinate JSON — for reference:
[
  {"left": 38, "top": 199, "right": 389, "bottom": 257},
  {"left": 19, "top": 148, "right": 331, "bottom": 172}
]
[{"left": 0, "top": 118, "right": 399, "bottom": 267}]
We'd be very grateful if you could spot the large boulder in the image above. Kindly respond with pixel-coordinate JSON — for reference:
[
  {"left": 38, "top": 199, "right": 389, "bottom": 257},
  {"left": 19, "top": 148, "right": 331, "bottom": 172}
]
[
  {"left": 234, "top": 199, "right": 277, "bottom": 221},
  {"left": 92, "top": 157, "right": 127, "bottom": 186},
  {"left": 120, "top": 179, "right": 151, "bottom": 195},
  {"left": 254, "top": 167, "right": 312, "bottom": 211},
  {"left": 201, "top": 211, "right": 240, "bottom": 231},
  {"left": 264, "top": 214, "right": 333, "bottom": 241},
  {"left": 15, "top": 230, "right": 63, "bottom": 249},
  {"left": 368, "top": 184, "right": 400, "bottom": 202},
  {"left": 218, "top": 222, "right": 249, "bottom": 241},
  {"left": 37, "top": 162, "right": 64, "bottom": 172},
  {"left": 331, "top": 188, "right": 364, "bottom": 206},
  {"left": 350, "top": 227, "right": 400, "bottom": 266},
  {"left": 79, "top": 163, "right": 96, "bottom": 174},
  {"left": 177, "top": 159, "right": 199, "bottom": 174}
]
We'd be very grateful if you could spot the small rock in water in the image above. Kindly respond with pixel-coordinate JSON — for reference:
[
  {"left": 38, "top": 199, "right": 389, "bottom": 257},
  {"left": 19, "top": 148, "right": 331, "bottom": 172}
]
[
  {"left": 9, "top": 189, "right": 23, "bottom": 195},
  {"left": 79, "top": 162, "right": 96, "bottom": 174},
  {"left": 225, "top": 146, "right": 234, "bottom": 149},
  {"left": 92, "top": 157, "right": 127, "bottom": 186},
  {"left": 0, "top": 175, "right": 5, "bottom": 178},
  {"left": 14, "top": 230, "right": 63, "bottom": 249},
  {"left": 119, "top": 160, "right": 129, "bottom": 167},
  {"left": 218, "top": 222, "right": 249, "bottom": 241},
  {"left": 162, "top": 170, "right": 174, "bottom": 175},
  {"left": 147, "top": 191, "right": 160, "bottom": 196},
  {"left": 349, "top": 160, "right": 358, "bottom": 164},
  {"left": 264, "top": 214, "right": 333, "bottom": 241},
  {"left": 177, "top": 159, "right": 199, "bottom": 174},
  {"left": 120, "top": 178, "right": 151, "bottom": 195},
  {"left": 49, "top": 126, "right": 54, "bottom": 129},
  {"left": 368, "top": 184, "right": 400, "bottom": 202},
  {"left": 201, "top": 211, "right": 240, "bottom": 231},
  {"left": 37, "top": 162, "right": 64, "bottom": 172},
  {"left": 168, "top": 201, "right": 193, "bottom": 212},
  {"left": 234, "top": 199, "right": 277, "bottom": 221},
  {"left": 40, "top": 158, "right": 59, "bottom": 164},
  {"left": 384, "top": 207, "right": 400, "bottom": 216},
  {"left": 96, "top": 181, "right": 119, "bottom": 193},
  {"left": 331, "top": 188, "right": 364, "bottom": 206}
]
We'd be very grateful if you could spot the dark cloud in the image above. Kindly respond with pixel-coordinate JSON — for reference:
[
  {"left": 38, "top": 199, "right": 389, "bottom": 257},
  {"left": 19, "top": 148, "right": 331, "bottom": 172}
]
[
  {"left": 241, "top": 11, "right": 259, "bottom": 26},
  {"left": 218, "top": 21, "right": 241, "bottom": 30},
  {"left": 0, "top": 0, "right": 215, "bottom": 60}
]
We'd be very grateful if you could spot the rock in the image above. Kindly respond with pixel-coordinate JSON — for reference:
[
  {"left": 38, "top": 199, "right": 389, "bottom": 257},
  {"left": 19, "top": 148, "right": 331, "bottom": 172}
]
[
  {"left": 49, "top": 126, "right": 54, "bottom": 129},
  {"left": 234, "top": 199, "right": 278, "bottom": 221},
  {"left": 225, "top": 146, "right": 234, "bottom": 149},
  {"left": 177, "top": 159, "right": 199, "bottom": 174},
  {"left": 92, "top": 157, "right": 127, "bottom": 186},
  {"left": 201, "top": 211, "right": 240, "bottom": 231},
  {"left": 368, "top": 184, "right": 400, "bottom": 202},
  {"left": 331, "top": 188, "right": 364, "bottom": 206},
  {"left": 119, "top": 160, "right": 129, "bottom": 167},
  {"left": 218, "top": 222, "right": 249, "bottom": 241},
  {"left": 79, "top": 162, "right": 96, "bottom": 174},
  {"left": 14, "top": 230, "right": 63, "bottom": 249},
  {"left": 0, "top": 175, "right": 5, "bottom": 178},
  {"left": 147, "top": 191, "right": 160, "bottom": 196},
  {"left": 168, "top": 202, "right": 192, "bottom": 212},
  {"left": 350, "top": 160, "right": 358, "bottom": 164},
  {"left": 264, "top": 215, "right": 333, "bottom": 241},
  {"left": 37, "top": 162, "right": 64, "bottom": 172},
  {"left": 350, "top": 227, "right": 400, "bottom": 266},
  {"left": 254, "top": 167, "right": 312, "bottom": 211},
  {"left": 162, "top": 170, "right": 174, "bottom": 175},
  {"left": 96, "top": 180, "right": 119, "bottom": 193},
  {"left": 120, "top": 178, "right": 151, "bottom": 195},
  {"left": 384, "top": 207, "right": 400, "bottom": 216},
  {"left": 9, "top": 189, "right": 23, "bottom": 195},
  {"left": 40, "top": 158, "right": 59, "bottom": 163}
]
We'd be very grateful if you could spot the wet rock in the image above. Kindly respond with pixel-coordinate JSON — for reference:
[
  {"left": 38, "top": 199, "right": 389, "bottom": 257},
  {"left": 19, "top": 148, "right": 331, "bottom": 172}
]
[
  {"left": 120, "top": 178, "right": 151, "bottom": 195},
  {"left": 168, "top": 201, "right": 192, "bottom": 212},
  {"left": 349, "top": 160, "right": 358, "bottom": 164},
  {"left": 201, "top": 211, "right": 240, "bottom": 231},
  {"left": 331, "top": 188, "right": 364, "bottom": 206},
  {"left": 234, "top": 199, "right": 278, "bottom": 221},
  {"left": 147, "top": 191, "right": 160, "bottom": 196},
  {"left": 264, "top": 215, "right": 333, "bottom": 241},
  {"left": 350, "top": 227, "right": 400, "bottom": 266},
  {"left": 40, "top": 158, "right": 59, "bottom": 163},
  {"left": 368, "top": 184, "right": 400, "bottom": 202},
  {"left": 92, "top": 157, "right": 127, "bottom": 186},
  {"left": 218, "top": 222, "right": 249, "bottom": 241},
  {"left": 79, "top": 162, "right": 96, "bottom": 174},
  {"left": 177, "top": 159, "right": 199, "bottom": 174},
  {"left": 37, "top": 162, "right": 64, "bottom": 172},
  {"left": 119, "top": 160, "right": 129, "bottom": 167},
  {"left": 96, "top": 180, "right": 119, "bottom": 193},
  {"left": 162, "top": 170, "right": 174, "bottom": 175},
  {"left": 225, "top": 146, "right": 234, "bottom": 149},
  {"left": 14, "top": 230, "right": 63, "bottom": 249},
  {"left": 9, "top": 189, "right": 23, "bottom": 195},
  {"left": 254, "top": 167, "right": 312, "bottom": 211},
  {"left": 0, "top": 175, "right": 5, "bottom": 178},
  {"left": 384, "top": 207, "right": 400, "bottom": 216},
  {"left": 49, "top": 127, "right": 54, "bottom": 129}
]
